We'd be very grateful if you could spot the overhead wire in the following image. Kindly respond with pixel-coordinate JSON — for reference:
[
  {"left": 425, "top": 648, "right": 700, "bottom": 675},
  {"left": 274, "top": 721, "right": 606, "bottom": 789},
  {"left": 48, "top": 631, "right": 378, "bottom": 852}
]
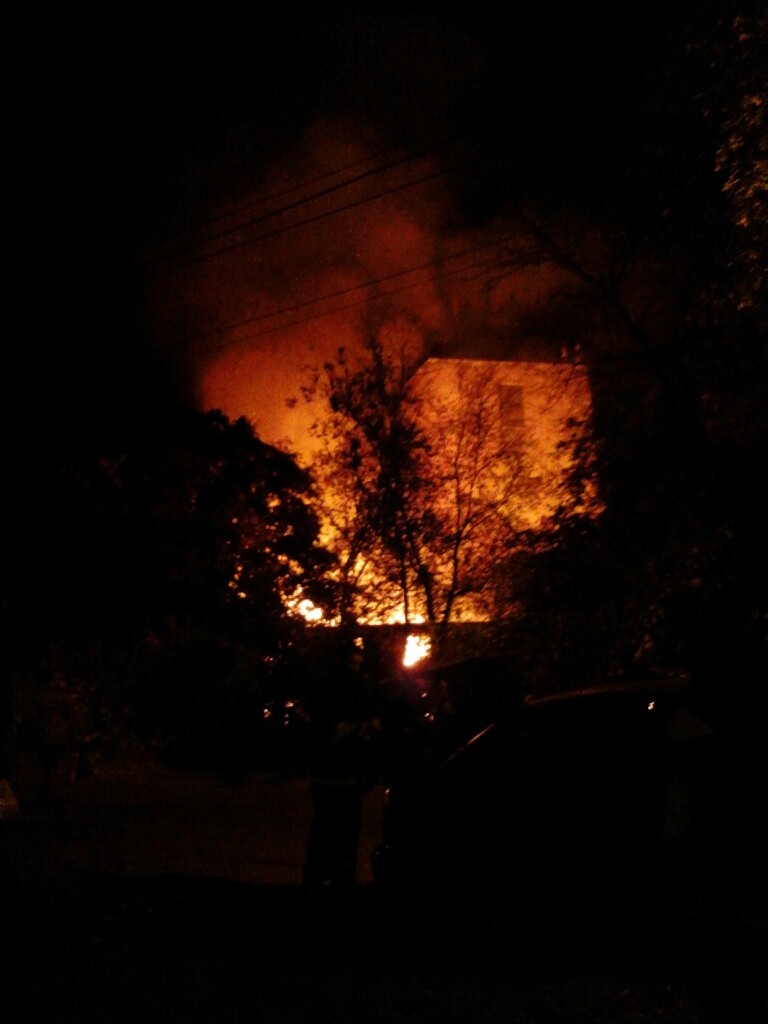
[
  {"left": 151, "top": 161, "right": 471, "bottom": 275},
  {"left": 139, "top": 128, "right": 504, "bottom": 358},
  {"left": 187, "top": 238, "right": 512, "bottom": 355},
  {"left": 136, "top": 150, "right": 385, "bottom": 267},
  {"left": 139, "top": 136, "right": 471, "bottom": 273}
]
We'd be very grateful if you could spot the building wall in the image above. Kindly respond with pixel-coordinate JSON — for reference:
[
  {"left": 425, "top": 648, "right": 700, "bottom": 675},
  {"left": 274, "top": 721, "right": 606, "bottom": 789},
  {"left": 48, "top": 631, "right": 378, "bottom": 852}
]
[{"left": 410, "top": 357, "right": 594, "bottom": 528}]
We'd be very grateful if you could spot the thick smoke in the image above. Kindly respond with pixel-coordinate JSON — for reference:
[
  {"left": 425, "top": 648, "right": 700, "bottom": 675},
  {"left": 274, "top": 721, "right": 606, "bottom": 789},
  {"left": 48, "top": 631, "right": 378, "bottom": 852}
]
[{"left": 140, "top": 117, "right": 561, "bottom": 460}]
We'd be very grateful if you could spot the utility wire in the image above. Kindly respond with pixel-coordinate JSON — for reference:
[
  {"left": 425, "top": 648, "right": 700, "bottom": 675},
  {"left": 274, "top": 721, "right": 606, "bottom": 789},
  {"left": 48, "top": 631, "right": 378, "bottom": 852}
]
[
  {"left": 181, "top": 134, "right": 462, "bottom": 234},
  {"left": 191, "top": 234, "right": 515, "bottom": 345},
  {"left": 138, "top": 150, "right": 384, "bottom": 266},
  {"left": 141, "top": 140, "right": 468, "bottom": 273},
  {"left": 202, "top": 152, "right": 386, "bottom": 227},
  {"left": 189, "top": 246, "right": 507, "bottom": 355},
  {"left": 156, "top": 163, "right": 468, "bottom": 274}
]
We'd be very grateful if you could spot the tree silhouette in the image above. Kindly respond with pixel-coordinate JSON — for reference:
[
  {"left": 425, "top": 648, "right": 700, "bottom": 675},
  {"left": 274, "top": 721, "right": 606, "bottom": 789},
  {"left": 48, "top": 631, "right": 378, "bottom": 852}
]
[
  {"left": 485, "top": 6, "right": 768, "bottom": 692},
  {"left": 2, "top": 407, "right": 337, "bottom": 770},
  {"left": 300, "top": 320, "right": 592, "bottom": 653}
]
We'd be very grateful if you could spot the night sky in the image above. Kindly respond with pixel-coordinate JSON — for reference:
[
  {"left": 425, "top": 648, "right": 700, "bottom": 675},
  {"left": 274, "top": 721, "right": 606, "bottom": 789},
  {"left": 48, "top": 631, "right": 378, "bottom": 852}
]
[{"left": 11, "top": 1, "right": 723, "bottom": 453}]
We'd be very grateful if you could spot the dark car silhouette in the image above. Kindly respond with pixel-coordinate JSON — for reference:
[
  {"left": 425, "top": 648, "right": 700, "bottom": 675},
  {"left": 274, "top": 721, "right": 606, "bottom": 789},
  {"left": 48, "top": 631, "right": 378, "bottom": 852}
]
[{"left": 372, "top": 669, "right": 694, "bottom": 909}]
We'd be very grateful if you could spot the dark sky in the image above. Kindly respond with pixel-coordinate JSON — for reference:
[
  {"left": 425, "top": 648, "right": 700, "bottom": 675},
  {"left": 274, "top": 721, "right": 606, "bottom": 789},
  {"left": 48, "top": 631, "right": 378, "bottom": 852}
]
[
  {"left": 72, "top": 3, "right": 678, "bottom": 246},
  {"left": 12, "top": 1, "right": 718, "bottom": 448}
]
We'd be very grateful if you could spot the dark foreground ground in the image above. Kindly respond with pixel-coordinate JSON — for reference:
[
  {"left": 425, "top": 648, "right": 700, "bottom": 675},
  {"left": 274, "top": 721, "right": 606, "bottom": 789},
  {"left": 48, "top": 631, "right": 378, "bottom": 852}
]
[{"left": 1, "top": 753, "right": 766, "bottom": 1024}]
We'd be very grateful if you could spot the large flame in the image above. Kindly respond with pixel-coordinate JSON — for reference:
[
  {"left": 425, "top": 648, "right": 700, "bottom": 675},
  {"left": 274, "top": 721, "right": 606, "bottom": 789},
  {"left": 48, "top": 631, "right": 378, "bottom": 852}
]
[{"left": 403, "top": 633, "right": 431, "bottom": 668}]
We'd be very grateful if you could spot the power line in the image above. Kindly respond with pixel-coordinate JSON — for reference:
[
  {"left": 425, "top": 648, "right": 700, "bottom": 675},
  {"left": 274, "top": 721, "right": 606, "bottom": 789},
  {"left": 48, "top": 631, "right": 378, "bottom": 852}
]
[
  {"left": 159, "top": 163, "right": 469, "bottom": 275},
  {"left": 141, "top": 139, "right": 468, "bottom": 273},
  {"left": 203, "top": 152, "right": 386, "bottom": 227},
  {"left": 137, "top": 150, "right": 385, "bottom": 266},
  {"left": 191, "top": 234, "right": 515, "bottom": 345},
  {"left": 188, "top": 242, "right": 510, "bottom": 355}
]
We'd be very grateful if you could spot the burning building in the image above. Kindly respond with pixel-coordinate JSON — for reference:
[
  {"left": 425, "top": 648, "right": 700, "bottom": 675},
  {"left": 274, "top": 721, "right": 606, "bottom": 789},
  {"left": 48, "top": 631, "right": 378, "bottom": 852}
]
[{"left": 304, "top": 343, "right": 596, "bottom": 635}]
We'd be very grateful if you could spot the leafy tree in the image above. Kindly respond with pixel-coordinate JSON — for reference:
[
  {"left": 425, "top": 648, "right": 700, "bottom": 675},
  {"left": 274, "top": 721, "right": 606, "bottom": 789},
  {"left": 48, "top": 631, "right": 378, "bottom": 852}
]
[
  {"left": 411, "top": 358, "right": 576, "bottom": 627},
  {"left": 302, "top": 328, "right": 435, "bottom": 628},
  {"left": 2, "top": 406, "right": 338, "bottom": 770},
  {"left": 484, "top": 5, "right": 768, "bottom": 691},
  {"left": 300, "top": 320, "right": 590, "bottom": 654},
  {"left": 703, "top": 7, "right": 768, "bottom": 316}
]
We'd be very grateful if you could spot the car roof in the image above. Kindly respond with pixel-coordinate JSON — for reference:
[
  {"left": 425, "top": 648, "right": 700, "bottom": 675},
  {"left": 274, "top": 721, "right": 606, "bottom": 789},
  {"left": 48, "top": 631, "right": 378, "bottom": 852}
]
[
  {"left": 523, "top": 674, "right": 692, "bottom": 710},
  {"left": 442, "top": 673, "right": 691, "bottom": 763}
]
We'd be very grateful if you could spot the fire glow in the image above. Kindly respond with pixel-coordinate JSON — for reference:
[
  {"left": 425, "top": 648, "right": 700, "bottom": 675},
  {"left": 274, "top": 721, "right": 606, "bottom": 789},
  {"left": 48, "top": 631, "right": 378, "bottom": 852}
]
[{"left": 403, "top": 634, "right": 431, "bottom": 667}]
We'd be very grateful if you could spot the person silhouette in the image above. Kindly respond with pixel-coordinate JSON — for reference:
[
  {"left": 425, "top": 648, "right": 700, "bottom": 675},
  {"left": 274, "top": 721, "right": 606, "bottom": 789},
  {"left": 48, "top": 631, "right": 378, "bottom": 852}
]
[{"left": 303, "top": 642, "right": 380, "bottom": 892}]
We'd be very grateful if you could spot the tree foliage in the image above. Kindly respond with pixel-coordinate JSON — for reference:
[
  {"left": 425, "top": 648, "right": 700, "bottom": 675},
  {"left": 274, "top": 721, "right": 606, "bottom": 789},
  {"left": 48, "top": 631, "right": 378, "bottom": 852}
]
[
  {"left": 302, "top": 328, "right": 437, "bottom": 627},
  {"left": 2, "top": 407, "right": 337, "bottom": 769},
  {"left": 486, "top": 5, "right": 768, "bottom": 693},
  {"left": 300, "top": 321, "right": 591, "bottom": 652}
]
